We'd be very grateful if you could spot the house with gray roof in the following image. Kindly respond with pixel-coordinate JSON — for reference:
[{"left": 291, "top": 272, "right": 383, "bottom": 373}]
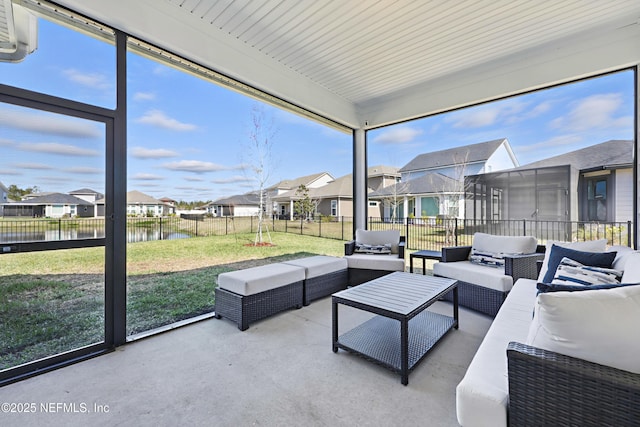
[
  {"left": 399, "top": 138, "right": 518, "bottom": 181},
  {"left": 0, "top": 181, "right": 8, "bottom": 216},
  {"left": 124, "top": 190, "right": 171, "bottom": 217},
  {"left": 465, "top": 140, "right": 633, "bottom": 224},
  {"left": 371, "top": 139, "right": 519, "bottom": 220},
  {"left": 3, "top": 192, "right": 95, "bottom": 218},
  {"left": 272, "top": 166, "right": 399, "bottom": 219},
  {"left": 206, "top": 192, "right": 261, "bottom": 217}
]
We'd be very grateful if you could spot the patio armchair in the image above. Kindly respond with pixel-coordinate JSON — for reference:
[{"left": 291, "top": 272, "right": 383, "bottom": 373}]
[
  {"left": 433, "top": 232, "right": 544, "bottom": 316},
  {"left": 344, "top": 229, "right": 406, "bottom": 285}
]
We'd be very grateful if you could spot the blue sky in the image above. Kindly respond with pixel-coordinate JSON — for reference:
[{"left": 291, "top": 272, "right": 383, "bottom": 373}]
[{"left": 0, "top": 17, "right": 635, "bottom": 202}]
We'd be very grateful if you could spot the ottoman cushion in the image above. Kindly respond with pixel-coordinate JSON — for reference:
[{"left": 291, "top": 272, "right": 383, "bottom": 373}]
[
  {"left": 282, "top": 256, "right": 348, "bottom": 278},
  {"left": 344, "top": 253, "right": 405, "bottom": 272},
  {"left": 217, "top": 263, "right": 305, "bottom": 296}
]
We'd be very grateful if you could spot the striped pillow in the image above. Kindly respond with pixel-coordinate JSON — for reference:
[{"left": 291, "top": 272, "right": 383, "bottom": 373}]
[{"left": 552, "top": 257, "right": 622, "bottom": 286}]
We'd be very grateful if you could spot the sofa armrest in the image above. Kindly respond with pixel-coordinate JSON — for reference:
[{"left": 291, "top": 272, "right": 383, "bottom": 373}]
[
  {"left": 398, "top": 237, "right": 405, "bottom": 259},
  {"left": 507, "top": 341, "right": 640, "bottom": 426},
  {"left": 441, "top": 245, "right": 472, "bottom": 262},
  {"left": 344, "top": 240, "right": 355, "bottom": 256},
  {"left": 504, "top": 253, "right": 545, "bottom": 281}
]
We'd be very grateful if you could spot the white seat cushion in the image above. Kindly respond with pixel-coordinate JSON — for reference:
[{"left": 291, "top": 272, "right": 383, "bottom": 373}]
[
  {"left": 355, "top": 229, "right": 400, "bottom": 253},
  {"left": 433, "top": 260, "right": 513, "bottom": 292},
  {"left": 344, "top": 253, "right": 405, "bottom": 272},
  {"left": 456, "top": 278, "right": 537, "bottom": 427},
  {"left": 282, "top": 256, "right": 348, "bottom": 279},
  {"left": 471, "top": 232, "right": 538, "bottom": 255},
  {"left": 217, "top": 263, "right": 305, "bottom": 296}
]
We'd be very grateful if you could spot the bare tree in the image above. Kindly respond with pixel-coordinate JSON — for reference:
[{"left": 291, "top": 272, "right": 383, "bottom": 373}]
[
  {"left": 433, "top": 150, "right": 469, "bottom": 246},
  {"left": 244, "top": 105, "right": 277, "bottom": 245}
]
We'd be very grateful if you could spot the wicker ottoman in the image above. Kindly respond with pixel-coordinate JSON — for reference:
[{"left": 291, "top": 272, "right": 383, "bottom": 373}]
[
  {"left": 282, "top": 256, "right": 349, "bottom": 305},
  {"left": 214, "top": 263, "right": 305, "bottom": 331}
]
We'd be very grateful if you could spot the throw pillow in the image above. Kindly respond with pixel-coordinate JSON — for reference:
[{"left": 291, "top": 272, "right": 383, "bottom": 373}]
[
  {"left": 621, "top": 252, "right": 640, "bottom": 283},
  {"left": 536, "top": 281, "right": 638, "bottom": 294},
  {"left": 527, "top": 284, "right": 640, "bottom": 374},
  {"left": 537, "top": 239, "right": 607, "bottom": 281},
  {"left": 469, "top": 251, "right": 506, "bottom": 268},
  {"left": 541, "top": 244, "right": 616, "bottom": 283},
  {"left": 551, "top": 257, "right": 622, "bottom": 286},
  {"left": 354, "top": 243, "right": 392, "bottom": 255}
]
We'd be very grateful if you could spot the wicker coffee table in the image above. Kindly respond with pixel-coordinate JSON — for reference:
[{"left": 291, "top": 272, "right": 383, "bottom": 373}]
[{"left": 332, "top": 272, "right": 458, "bottom": 385}]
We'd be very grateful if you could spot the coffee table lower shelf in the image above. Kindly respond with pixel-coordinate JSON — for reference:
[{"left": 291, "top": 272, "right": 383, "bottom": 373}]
[{"left": 335, "top": 310, "right": 455, "bottom": 376}]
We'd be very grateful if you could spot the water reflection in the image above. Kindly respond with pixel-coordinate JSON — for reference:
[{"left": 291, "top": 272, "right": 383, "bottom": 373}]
[{"left": 0, "top": 228, "right": 191, "bottom": 244}]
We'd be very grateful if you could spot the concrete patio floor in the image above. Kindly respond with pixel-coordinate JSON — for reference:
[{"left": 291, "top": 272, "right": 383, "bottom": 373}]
[{"left": 0, "top": 294, "right": 492, "bottom": 427}]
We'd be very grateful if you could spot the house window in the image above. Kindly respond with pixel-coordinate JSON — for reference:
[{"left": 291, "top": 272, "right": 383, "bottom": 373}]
[
  {"left": 586, "top": 177, "right": 608, "bottom": 221},
  {"left": 331, "top": 200, "right": 337, "bottom": 216}
]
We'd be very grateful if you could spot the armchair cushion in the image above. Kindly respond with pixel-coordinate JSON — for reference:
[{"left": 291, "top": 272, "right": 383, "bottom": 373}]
[
  {"left": 541, "top": 244, "right": 616, "bottom": 283},
  {"left": 468, "top": 233, "right": 538, "bottom": 269},
  {"left": 355, "top": 229, "right": 400, "bottom": 254}
]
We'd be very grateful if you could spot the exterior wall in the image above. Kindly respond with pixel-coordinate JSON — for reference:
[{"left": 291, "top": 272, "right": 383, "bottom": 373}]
[
  {"left": 308, "top": 174, "right": 333, "bottom": 188},
  {"left": 232, "top": 206, "right": 260, "bottom": 217},
  {"left": 614, "top": 168, "right": 633, "bottom": 222},
  {"left": 484, "top": 144, "right": 518, "bottom": 173},
  {"left": 339, "top": 199, "right": 353, "bottom": 218},
  {"left": 127, "top": 204, "right": 164, "bottom": 217}
]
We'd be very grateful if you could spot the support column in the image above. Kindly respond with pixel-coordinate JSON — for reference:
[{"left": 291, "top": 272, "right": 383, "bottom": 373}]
[
  {"left": 353, "top": 128, "right": 367, "bottom": 234},
  {"left": 289, "top": 199, "right": 294, "bottom": 220},
  {"left": 635, "top": 65, "right": 639, "bottom": 249}
]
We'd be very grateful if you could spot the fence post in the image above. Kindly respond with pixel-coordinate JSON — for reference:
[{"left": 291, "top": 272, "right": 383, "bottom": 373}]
[
  {"left": 341, "top": 216, "right": 344, "bottom": 240},
  {"left": 319, "top": 215, "right": 322, "bottom": 237},
  {"left": 195, "top": 218, "right": 198, "bottom": 237},
  {"left": 405, "top": 217, "right": 409, "bottom": 250},
  {"left": 225, "top": 216, "right": 228, "bottom": 235},
  {"left": 159, "top": 217, "right": 163, "bottom": 240},
  {"left": 628, "top": 220, "right": 633, "bottom": 248},
  {"left": 58, "top": 218, "right": 62, "bottom": 240},
  {"left": 454, "top": 218, "right": 458, "bottom": 246},
  {"left": 522, "top": 219, "right": 526, "bottom": 236},
  {"left": 300, "top": 216, "right": 303, "bottom": 235}
]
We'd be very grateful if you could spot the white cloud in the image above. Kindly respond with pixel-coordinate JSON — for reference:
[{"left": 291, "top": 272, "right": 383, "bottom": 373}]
[
  {"left": 163, "top": 160, "right": 227, "bottom": 173},
  {"left": 211, "top": 175, "right": 255, "bottom": 184},
  {"left": 136, "top": 110, "right": 197, "bottom": 132},
  {"left": 0, "top": 109, "right": 102, "bottom": 138},
  {"left": 131, "top": 146, "right": 179, "bottom": 159},
  {"left": 63, "top": 69, "right": 111, "bottom": 90},
  {"left": 517, "top": 134, "right": 583, "bottom": 152},
  {"left": 372, "top": 127, "right": 423, "bottom": 144},
  {"left": 448, "top": 107, "right": 501, "bottom": 128},
  {"left": 0, "top": 169, "right": 20, "bottom": 175},
  {"left": 17, "top": 142, "right": 100, "bottom": 157},
  {"left": 133, "top": 92, "right": 156, "bottom": 101},
  {"left": 184, "top": 176, "right": 205, "bottom": 182},
  {"left": 13, "top": 162, "right": 53, "bottom": 170},
  {"left": 551, "top": 93, "right": 625, "bottom": 131},
  {"left": 132, "top": 173, "right": 164, "bottom": 181},
  {"left": 64, "top": 167, "right": 103, "bottom": 174}
]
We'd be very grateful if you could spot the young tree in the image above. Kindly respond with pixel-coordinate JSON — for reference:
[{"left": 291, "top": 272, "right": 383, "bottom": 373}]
[
  {"left": 244, "top": 105, "right": 277, "bottom": 245},
  {"left": 293, "top": 184, "right": 315, "bottom": 220}
]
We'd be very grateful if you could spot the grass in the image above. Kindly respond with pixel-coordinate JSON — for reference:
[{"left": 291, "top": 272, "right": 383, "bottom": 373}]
[{"left": 0, "top": 232, "right": 345, "bottom": 369}]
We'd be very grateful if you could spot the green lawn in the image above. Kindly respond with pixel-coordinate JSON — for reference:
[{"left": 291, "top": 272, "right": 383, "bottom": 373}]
[{"left": 0, "top": 232, "right": 345, "bottom": 369}]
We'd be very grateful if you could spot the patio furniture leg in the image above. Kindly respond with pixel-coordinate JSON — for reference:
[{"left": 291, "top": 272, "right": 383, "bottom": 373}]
[
  {"left": 401, "top": 318, "right": 409, "bottom": 385},
  {"left": 453, "top": 286, "right": 459, "bottom": 329},
  {"left": 332, "top": 298, "right": 339, "bottom": 353}
]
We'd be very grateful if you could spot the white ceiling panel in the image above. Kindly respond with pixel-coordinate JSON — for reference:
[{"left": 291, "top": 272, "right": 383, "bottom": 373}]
[{"left": 50, "top": 0, "right": 640, "bottom": 129}]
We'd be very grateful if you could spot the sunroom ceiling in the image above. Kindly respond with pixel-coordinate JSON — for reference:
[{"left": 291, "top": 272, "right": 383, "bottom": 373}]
[{"left": 54, "top": 0, "right": 640, "bottom": 130}]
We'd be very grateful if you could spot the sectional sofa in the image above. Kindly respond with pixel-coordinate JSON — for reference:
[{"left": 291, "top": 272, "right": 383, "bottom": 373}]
[{"left": 456, "top": 239, "right": 640, "bottom": 427}]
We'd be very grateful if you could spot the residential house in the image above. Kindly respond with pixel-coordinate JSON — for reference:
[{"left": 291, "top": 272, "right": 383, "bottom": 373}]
[
  {"left": 371, "top": 139, "right": 519, "bottom": 219},
  {"left": 2, "top": 192, "right": 95, "bottom": 218},
  {"left": 466, "top": 140, "right": 633, "bottom": 224},
  {"left": 268, "top": 172, "right": 334, "bottom": 218},
  {"left": 124, "top": 190, "right": 171, "bottom": 217},
  {"left": 159, "top": 197, "right": 177, "bottom": 215},
  {"left": 206, "top": 192, "right": 261, "bottom": 217},
  {"left": 69, "top": 188, "right": 104, "bottom": 217},
  {"left": 0, "top": 181, "right": 8, "bottom": 216},
  {"left": 273, "top": 166, "right": 400, "bottom": 219}
]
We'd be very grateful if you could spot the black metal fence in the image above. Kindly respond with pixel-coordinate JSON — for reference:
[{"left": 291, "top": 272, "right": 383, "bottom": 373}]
[{"left": 0, "top": 215, "right": 633, "bottom": 249}]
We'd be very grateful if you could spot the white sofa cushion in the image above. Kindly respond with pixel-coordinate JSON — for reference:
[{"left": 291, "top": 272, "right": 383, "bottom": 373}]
[
  {"left": 343, "top": 253, "right": 405, "bottom": 272},
  {"left": 537, "top": 239, "right": 607, "bottom": 282},
  {"left": 433, "top": 260, "right": 514, "bottom": 292},
  {"left": 282, "top": 255, "right": 347, "bottom": 279},
  {"left": 355, "top": 229, "right": 400, "bottom": 253},
  {"left": 456, "top": 278, "right": 538, "bottom": 427},
  {"left": 217, "top": 263, "right": 305, "bottom": 296},
  {"left": 527, "top": 284, "right": 640, "bottom": 374},
  {"left": 621, "top": 252, "right": 640, "bottom": 282},
  {"left": 471, "top": 232, "right": 538, "bottom": 256}
]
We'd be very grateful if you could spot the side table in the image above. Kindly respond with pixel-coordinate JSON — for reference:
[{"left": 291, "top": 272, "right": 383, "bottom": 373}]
[{"left": 409, "top": 250, "right": 441, "bottom": 274}]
